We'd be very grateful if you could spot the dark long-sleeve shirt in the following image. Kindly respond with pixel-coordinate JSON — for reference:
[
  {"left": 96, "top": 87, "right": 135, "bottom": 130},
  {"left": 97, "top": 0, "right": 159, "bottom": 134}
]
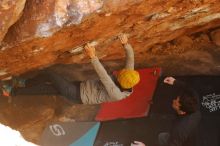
[{"left": 168, "top": 80, "right": 201, "bottom": 146}]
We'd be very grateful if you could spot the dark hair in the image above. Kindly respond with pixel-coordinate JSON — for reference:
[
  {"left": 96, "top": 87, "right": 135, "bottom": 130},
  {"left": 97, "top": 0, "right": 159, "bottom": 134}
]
[{"left": 179, "top": 89, "right": 198, "bottom": 114}]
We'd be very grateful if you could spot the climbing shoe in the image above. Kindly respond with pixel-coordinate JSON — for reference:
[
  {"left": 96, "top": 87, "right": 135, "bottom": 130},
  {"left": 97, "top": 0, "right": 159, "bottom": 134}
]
[{"left": 1, "top": 84, "right": 12, "bottom": 97}]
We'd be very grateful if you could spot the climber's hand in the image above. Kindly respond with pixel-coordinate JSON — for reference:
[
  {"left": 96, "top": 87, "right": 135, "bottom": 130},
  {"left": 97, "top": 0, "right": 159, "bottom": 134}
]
[
  {"left": 119, "top": 33, "right": 128, "bottom": 45},
  {"left": 84, "top": 43, "right": 96, "bottom": 59}
]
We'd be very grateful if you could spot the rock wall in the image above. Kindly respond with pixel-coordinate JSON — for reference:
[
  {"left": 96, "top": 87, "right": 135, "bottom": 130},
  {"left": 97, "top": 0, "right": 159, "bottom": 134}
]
[
  {"left": 0, "top": 0, "right": 26, "bottom": 42},
  {"left": 0, "top": 0, "right": 220, "bottom": 79}
]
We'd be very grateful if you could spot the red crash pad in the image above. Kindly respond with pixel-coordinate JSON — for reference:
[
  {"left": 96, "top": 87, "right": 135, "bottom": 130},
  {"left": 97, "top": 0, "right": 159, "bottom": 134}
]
[{"left": 95, "top": 68, "right": 161, "bottom": 121}]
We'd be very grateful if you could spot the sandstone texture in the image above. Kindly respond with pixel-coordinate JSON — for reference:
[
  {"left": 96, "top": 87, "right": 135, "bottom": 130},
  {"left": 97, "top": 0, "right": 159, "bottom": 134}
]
[
  {"left": 0, "top": 0, "right": 220, "bottom": 79},
  {"left": 0, "top": 0, "right": 26, "bottom": 42},
  {"left": 211, "top": 28, "right": 220, "bottom": 46}
]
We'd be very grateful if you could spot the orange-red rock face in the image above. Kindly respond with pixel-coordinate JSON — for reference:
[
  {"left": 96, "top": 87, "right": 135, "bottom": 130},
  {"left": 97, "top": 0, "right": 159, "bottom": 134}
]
[
  {"left": 0, "top": 0, "right": 26, "bottom": 42},
  {"left": 1, "top": 0, "right": 220, "bottom": 79},
  {"left": 211, "top": 28, "right": 220, "bottom": 46}
]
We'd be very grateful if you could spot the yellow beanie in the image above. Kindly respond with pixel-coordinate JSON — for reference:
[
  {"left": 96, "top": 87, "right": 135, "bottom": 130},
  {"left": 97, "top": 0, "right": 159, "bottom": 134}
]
[{"left": 117, "top": 69, "right": 140, "bottom": 89}]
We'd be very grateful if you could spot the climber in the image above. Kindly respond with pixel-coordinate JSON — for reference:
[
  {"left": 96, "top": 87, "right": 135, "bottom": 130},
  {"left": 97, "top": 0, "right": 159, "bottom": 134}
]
[{"left": 1, "top": 34, "right": 140, "bottom": 104}]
